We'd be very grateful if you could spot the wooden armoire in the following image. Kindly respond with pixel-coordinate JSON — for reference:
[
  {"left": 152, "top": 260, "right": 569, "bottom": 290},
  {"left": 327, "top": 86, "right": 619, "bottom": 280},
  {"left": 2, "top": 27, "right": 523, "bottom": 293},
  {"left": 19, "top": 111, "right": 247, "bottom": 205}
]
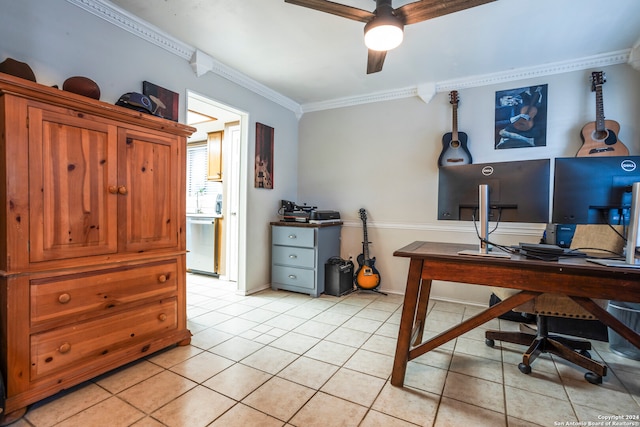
[{"left": 0, "top": 73, "right": 193, "bottom": 423}]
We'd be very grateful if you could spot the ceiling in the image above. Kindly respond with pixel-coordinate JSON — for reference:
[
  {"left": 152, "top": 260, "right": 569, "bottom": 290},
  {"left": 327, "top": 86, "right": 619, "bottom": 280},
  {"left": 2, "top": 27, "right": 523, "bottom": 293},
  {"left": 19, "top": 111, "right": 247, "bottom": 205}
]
[{"left": 108, "top": 0, "right": 640, "bottom": 106}]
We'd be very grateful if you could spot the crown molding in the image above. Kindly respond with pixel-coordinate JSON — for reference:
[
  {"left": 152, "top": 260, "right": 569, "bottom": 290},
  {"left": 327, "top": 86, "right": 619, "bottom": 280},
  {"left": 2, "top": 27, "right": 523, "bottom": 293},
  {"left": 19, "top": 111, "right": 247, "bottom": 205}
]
[
  {"left": 67, "top": 0, "right": 631, "bottom": 117},
  {"left": 301, "top": 87, "right": 420, "bottom": 113},
  {"left": 436, "top": 49, "right": 631, "bottom": 92},
  {"left": 301, "top": 49, "right": 631, "bottom": 113},
  {"left": 68, "top": 0, "right": 194, "bottom": 59},
  {"left": 66, "top": 0, "right": 302, "bottom": 116},
  {"left": 630, "top": 40, "right": 640, "bottom": 71}
]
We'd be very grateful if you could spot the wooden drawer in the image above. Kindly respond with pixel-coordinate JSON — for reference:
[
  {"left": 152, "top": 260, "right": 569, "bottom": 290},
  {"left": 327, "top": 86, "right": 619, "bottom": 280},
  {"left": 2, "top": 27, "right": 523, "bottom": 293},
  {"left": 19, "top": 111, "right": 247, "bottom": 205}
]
[
  {"left": 272, "top": 265, "right": 315, "bottom": 290},
  {"left": 30, "top": 260, "right": 178, "bottom": 326},
  {"left": 272, "top": 245, "right": 315, "bottom": 268},
  {"left": 272, "top": 226, "right": 315, "bottom": 248},
  {"left": 30, "top": 298, "right": 177, "bottom": 380}
]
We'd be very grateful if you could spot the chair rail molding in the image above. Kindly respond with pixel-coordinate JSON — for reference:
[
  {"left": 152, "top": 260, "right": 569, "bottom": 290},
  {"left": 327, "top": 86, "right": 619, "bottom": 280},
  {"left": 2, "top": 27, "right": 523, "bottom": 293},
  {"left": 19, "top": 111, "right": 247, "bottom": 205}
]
[{"left": 341, "top": 220, "right": 545, "bottom": 238}]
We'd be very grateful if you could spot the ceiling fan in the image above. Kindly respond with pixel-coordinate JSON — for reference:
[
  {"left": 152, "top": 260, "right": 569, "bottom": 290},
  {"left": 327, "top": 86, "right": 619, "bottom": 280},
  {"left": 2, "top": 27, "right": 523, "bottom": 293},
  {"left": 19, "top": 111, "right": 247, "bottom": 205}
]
[{"left": 284, "top": 0, "right": 497, "bottom": 74}]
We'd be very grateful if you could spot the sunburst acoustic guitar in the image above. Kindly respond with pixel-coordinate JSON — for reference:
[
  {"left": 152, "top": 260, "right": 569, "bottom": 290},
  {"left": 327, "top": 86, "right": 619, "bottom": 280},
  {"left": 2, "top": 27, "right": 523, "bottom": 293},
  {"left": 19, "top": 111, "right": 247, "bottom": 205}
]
[
  {"left": 577, "top": 71, "right": 628, "bottom": 157},
  {"left": 438, "top": 90, "right": 472, "bottom": 167}
]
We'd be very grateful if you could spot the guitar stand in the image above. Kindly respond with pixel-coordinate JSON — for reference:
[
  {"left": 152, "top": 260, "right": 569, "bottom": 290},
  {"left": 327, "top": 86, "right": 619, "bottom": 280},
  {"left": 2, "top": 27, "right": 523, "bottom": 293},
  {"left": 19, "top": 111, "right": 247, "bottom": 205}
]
[{"left": 354, "top": 285, "right": 387, "bottom": 296}]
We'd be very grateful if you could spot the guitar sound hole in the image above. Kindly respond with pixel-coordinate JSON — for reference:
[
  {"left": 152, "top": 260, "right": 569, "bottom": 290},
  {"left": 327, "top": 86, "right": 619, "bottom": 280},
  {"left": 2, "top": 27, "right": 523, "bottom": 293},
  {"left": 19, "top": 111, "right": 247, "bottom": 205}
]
[{"left": 593, "top": 130, "right": 608, "bottom": 141}]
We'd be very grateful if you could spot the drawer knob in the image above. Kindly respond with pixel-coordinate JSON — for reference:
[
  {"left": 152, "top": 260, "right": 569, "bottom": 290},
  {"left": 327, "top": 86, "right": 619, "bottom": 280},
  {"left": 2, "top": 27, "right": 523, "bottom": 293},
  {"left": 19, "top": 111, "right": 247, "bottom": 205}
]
[
  {"left": 58, "top": 293, "right": 71, "bottom": 304},
  {"left": 108, "top": 185, "right": 118, "bottom": 194},
  {"left": 288, "top": 274, "right": 297, "bottom": 280},
  {"left": 288, "top": 234, "right": 297, "bottom": 239},
  {"left": 158, "top": 313, "right": 167, "bottom": 321},
  {"left": 158, "top": 274, "right": 167, "bottom": 283},
  {"left": 58, "top": 342, "right": 71, "bottom": 354},
  {"left": 288, "top": 254, "right": 297, "bottom": 259},
  {"left": 118, "top": 186, "right": 128, "bottom": 195}
]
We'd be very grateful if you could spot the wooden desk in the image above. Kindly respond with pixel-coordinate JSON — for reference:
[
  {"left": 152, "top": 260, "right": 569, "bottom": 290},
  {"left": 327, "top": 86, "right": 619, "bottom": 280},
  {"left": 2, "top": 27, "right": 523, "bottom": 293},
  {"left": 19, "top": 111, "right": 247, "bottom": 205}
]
[{"left": 391, "top": 241, "right": 640, "bottom": 387}]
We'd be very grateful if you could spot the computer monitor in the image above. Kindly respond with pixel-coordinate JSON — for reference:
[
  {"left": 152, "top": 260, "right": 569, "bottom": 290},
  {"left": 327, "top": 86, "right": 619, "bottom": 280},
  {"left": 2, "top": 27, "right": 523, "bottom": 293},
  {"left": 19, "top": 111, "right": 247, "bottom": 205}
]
[
  {"left": 438, "top": 159, "right": 550, "bottom": 223},
  {"left": 552, "top": 156, "right": 640, "bottom": 225}
]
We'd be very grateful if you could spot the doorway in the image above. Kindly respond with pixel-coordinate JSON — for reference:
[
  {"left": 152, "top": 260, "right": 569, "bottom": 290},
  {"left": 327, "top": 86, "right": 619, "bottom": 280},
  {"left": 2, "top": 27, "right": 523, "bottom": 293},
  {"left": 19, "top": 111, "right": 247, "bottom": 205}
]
[{"left": 186, "top": 91, "right": 247, "bottom": 290}]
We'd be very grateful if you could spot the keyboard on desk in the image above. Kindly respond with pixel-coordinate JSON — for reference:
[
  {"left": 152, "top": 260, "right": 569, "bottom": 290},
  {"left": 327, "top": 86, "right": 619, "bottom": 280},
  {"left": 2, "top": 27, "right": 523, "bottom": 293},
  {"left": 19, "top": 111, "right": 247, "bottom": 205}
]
[{"left": 515, "top": 243, "right": 585, "bottom": 261}]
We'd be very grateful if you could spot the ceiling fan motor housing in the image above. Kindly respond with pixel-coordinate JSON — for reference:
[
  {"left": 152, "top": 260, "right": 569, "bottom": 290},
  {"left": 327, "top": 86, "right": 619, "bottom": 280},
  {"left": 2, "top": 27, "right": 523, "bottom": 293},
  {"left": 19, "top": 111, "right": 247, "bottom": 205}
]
[
  {"left": 364, "top": 0, "right": 404, "bottom": 51},
  {"left": 283, "top": 0, "right": 497, "bottom": 73}
]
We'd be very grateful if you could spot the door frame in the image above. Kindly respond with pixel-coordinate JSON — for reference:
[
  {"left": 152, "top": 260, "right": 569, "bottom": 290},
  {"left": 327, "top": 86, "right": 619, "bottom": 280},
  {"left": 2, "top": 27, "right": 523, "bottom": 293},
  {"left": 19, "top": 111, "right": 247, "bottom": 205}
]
[{"left": 186, "top": 90, "right": 248, "bottom": 294}]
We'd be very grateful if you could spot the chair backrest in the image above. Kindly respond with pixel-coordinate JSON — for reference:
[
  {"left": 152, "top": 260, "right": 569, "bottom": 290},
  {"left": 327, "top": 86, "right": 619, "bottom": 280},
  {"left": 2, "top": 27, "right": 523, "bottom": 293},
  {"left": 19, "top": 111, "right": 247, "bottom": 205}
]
[
  {"left": 570, "top": 224, "right": 624, "bottom": 256},
  {"left": 492, "top": 224, "right": 622, "bottom": 318}
]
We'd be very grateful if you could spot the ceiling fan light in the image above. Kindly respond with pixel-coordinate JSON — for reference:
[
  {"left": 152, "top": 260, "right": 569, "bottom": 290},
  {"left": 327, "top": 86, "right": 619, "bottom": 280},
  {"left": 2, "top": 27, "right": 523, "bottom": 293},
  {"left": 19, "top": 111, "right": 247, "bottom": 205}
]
[{"left": 364, "top": 23, "right": 404, "bottom": 51}]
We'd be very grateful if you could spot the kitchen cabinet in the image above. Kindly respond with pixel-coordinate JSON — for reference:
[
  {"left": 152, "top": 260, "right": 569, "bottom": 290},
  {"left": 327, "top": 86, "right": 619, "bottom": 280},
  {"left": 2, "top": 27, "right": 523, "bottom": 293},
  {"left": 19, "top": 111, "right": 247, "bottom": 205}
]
[
  {"left": 207, "top": 130, "right": 223, "bottom": 181},
  {"left": 271, "top": 222, "right": 341, "bottom": 297},
  {"left": 0, "top": 74, "right": 194, "bottom": 424}
]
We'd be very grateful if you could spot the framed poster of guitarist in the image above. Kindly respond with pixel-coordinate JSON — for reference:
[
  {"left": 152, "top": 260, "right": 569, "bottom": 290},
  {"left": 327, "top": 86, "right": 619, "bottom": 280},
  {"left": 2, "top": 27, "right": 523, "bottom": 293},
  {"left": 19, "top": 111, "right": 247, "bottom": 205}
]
[
  {"left": 495, "top": 84, "right": 548, "bottom": 149},
  {"left": 255, "top": 122, "right": 274, "bottom": 189}
]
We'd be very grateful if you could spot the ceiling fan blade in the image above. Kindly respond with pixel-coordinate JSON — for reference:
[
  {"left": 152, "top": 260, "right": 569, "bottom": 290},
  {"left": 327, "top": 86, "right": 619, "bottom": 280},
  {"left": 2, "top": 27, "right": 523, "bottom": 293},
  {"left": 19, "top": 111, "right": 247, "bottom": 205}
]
[
  {"left": 284, "top": 0, "right": 374, "bottom": 23},
  {"left": 367, "top": 50, "right": 387, "bottom": 74},
  {"left": 397, "top": 0, "right": 496, "bottom": 25}
]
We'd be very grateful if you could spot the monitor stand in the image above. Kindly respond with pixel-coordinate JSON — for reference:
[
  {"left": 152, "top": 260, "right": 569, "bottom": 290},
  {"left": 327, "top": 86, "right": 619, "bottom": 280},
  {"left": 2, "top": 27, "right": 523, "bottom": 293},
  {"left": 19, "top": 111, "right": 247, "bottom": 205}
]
[
  {"left": 589, "top": 181, "right": 640, "bottom": 268},
  {"left": 458, "top": 184, "right": 511, "bottom": 258}
]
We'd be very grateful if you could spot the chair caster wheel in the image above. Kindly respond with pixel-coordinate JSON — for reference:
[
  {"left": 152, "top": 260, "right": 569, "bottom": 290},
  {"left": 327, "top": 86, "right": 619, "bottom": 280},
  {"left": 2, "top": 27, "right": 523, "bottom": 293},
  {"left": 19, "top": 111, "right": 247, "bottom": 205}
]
[
  {"left": 585, "top": 372, "right": 602, "bottom": 385},
  {"left": 518, "top": 363, "right": 532, "bottom": 374},
  {"left": 578, "top": 349, "right": 591, "bottom": 358},
  {"left": 485, "top": 338, "right": 495, "bottom": 348}
]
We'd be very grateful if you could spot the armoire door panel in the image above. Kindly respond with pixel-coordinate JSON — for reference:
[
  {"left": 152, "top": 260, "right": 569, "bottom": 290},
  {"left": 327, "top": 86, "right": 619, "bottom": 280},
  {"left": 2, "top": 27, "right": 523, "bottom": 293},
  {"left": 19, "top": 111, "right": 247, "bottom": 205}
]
[
  {"left": 118, "top": 129, "right": 179, "bottom": 252},
  {"left": 29, "top": 107, "right": 118, "bottom": 262}
]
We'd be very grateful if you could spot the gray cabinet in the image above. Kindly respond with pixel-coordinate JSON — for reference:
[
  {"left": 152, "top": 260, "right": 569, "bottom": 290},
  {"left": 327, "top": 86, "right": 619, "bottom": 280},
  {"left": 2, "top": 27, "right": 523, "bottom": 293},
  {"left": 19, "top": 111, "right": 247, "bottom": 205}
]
[{"left": 271, "top": 223, "right": 341, "bottom": 297}]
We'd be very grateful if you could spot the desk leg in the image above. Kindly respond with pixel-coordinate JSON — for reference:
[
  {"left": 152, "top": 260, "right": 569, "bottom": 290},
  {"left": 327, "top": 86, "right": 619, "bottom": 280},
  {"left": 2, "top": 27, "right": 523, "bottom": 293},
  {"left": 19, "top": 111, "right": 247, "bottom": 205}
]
[
  {"left": 413, "top": 275, "right": 432, "bottom": 346},
  {"left": 391, "top": 258, "right": 424, "bottom": 387},
  {"left": 572, "top": 297, "right": 640, "bottom": 350}
]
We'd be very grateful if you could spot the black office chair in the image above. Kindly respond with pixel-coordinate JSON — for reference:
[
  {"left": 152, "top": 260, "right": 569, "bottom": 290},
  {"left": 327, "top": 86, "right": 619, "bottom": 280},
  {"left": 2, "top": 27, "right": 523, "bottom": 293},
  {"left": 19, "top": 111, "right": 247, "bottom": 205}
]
[
  {"left": 486, "top": 290, "right": 607, "bottom": 384},
  {"left": 486, "top": 224, "right": 624, "bottom": 384}
]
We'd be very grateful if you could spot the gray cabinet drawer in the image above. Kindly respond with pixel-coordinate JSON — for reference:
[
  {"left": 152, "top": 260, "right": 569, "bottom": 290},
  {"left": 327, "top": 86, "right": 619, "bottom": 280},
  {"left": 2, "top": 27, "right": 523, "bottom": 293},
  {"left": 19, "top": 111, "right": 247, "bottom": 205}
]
[
  {"left": 270, "top": 223, "right": 340, "bottom": 297},
  {"left": 272, "top": 246, "right": 315, "bottom": 268},
  {"left": 272, "top": 226, "right": 314, "bottom": 248},
  {"left": 272, "top": 265, "right": 315, "bottom": 290}
]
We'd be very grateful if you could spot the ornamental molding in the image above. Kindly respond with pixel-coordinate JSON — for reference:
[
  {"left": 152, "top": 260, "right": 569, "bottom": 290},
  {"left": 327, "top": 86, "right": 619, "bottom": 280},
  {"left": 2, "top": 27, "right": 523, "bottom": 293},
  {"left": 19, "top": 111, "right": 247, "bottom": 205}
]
[{"left": 68, "top": 0, "right": 631, "bottom": 116}]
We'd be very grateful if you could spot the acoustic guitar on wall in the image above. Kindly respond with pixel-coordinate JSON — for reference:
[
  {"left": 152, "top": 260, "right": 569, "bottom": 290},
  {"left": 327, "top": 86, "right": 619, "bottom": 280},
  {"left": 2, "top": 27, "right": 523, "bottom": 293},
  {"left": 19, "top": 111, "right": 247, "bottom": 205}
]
[
  {"left": 438, "top": 90, "right": 472, "bottom": 167},
  {"left": 577, "top": 71, "right": 628, "bottom": 157},
  {"left": 354, "top": 208, "right": 382, "bottom": 292}
]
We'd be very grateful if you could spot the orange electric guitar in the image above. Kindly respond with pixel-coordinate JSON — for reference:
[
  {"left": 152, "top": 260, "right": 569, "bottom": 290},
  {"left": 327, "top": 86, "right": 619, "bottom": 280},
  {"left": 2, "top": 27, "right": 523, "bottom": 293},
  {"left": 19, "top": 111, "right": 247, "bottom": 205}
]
[
  {"left": 577, "top": 71, "right": 628, "bottom": 157},
  {"left": 354, "top": 209, "right": 381, "bottom": 291}
]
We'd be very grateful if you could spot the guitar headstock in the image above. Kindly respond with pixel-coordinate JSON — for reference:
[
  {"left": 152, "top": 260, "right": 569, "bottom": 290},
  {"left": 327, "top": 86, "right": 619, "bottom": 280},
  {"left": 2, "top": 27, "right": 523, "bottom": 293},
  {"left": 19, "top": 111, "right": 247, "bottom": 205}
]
[
  {"left": 590, "top": 71, "right": 606, "bottom": 91},
  {"left": 359, "top": 208, "right": 367, "bottom": 223},
  {"left": 449, "top": 90, "right": 459, "bottom": 106}
]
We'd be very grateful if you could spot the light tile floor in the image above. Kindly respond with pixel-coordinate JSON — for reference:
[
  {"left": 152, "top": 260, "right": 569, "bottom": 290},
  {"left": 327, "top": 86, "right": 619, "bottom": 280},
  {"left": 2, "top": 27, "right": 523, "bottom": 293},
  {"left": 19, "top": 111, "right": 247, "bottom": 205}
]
[{"left": 9, "top": 274, "right": 640, "bottom": 427}]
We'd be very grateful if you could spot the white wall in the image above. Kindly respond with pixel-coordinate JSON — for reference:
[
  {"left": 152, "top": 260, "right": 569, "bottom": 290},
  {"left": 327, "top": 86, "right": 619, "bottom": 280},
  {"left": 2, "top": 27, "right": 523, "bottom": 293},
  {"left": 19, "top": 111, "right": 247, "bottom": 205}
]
[
  {"left": 3, "top": 1, "right": 639, "bottom": 303},
  {"left": 0, "top": 0, "right": 300, "bottom": 294},
  {"left": 298, "top": 63, "right": 640, "bottom": 304}
]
